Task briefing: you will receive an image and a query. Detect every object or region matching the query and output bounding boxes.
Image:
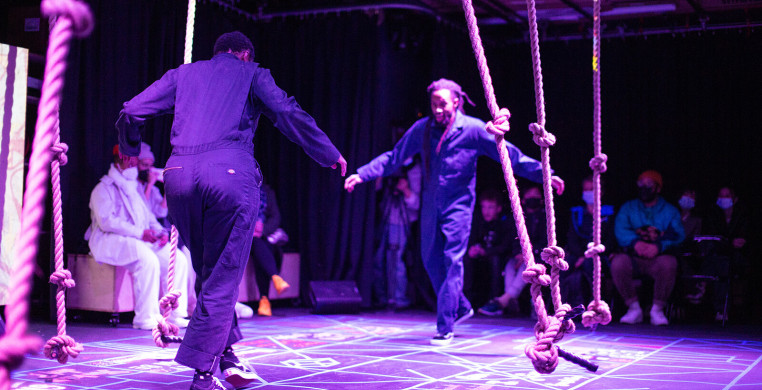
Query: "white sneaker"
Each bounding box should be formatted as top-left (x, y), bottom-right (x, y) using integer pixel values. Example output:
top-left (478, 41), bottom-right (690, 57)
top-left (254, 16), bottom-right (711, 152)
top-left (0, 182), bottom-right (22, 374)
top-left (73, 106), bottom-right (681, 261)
top-left (172, 317), bottom-right (190, 328)
top-left (649, 306), bottom-right (669, 326)
top-left (235, 302), bottom-right (254, 319)
top-left (430, 332), bottom-right (454, 346)
top-left (620, 304), bottom-right (643, 324)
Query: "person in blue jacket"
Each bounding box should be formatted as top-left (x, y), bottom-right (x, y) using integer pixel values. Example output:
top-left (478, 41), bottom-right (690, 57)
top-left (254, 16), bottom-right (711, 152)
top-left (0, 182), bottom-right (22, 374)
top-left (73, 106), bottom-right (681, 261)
top-left (345, 79), bottom-right (563, 345)
top-left (611, 170), bottom-right (684, 326)
top-left (116, 31), bottom-right (346, 390)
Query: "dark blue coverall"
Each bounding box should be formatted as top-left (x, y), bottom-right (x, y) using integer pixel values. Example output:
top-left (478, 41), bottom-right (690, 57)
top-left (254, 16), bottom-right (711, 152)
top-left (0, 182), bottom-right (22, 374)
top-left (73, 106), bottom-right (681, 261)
top-left (116, 53), bottom-right (340, 372)
top-left (357, 111), bottom-right (544, 334)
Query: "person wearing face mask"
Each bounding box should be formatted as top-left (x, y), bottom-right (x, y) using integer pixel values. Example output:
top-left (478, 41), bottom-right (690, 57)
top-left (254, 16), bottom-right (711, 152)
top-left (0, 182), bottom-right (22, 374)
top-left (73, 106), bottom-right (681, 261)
top-left (478, 186), bottom-right (549, 317)
top-left (678, 189), bottom-right (702, 244)
top-left (702, 186), bottom-right (749, 321)
top-left (85, 145), bottom-right (191, 331)
top-left (345, 80), bottom-right (565, 345)
top-left (560, 176), bottom-right (616, 309)
top-left (611, 170), bottom-right (685, 326)
top-left (136, 142), bottom-right (168, 223)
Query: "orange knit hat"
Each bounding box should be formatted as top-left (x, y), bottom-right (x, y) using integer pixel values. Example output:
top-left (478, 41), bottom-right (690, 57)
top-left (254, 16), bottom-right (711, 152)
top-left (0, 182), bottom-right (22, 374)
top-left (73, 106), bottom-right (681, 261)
top-left (638, 170), bottom-right (663, 188)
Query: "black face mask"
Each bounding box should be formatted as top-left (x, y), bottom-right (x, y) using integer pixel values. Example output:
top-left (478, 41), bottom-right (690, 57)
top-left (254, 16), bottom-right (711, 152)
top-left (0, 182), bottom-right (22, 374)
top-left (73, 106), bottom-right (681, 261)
top-left (138, 169), bottom-right (149, 183)
top-left (524, 198), bottom-right (543, 210)
top-left (638, 185), bottom-right (657, 202)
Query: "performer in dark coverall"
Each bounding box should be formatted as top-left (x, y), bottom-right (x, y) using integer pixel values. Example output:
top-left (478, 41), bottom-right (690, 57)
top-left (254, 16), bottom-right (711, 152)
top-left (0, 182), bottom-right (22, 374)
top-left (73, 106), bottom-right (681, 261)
top-left (116, 32), bottom-right (347, 390)
top-left (345, 79), bottom-right (564, 345)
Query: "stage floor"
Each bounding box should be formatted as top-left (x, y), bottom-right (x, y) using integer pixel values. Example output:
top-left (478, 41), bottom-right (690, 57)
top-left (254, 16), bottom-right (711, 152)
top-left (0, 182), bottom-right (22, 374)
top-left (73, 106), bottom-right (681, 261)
top-left (12, 308), bottom-right (762, 389)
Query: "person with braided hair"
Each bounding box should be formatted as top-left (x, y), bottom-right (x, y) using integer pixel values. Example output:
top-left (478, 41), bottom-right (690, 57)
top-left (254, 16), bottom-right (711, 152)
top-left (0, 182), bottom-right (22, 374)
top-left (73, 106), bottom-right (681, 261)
top-left (116, 31), bottom-right (346, 390)
top-left (345, 79), bottom-right (563, 345)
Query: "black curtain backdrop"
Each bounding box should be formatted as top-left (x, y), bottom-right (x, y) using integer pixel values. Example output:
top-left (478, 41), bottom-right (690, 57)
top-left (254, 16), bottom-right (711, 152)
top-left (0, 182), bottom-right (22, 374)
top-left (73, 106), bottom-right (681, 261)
top-left (56, 1), bottom-right (762, 311)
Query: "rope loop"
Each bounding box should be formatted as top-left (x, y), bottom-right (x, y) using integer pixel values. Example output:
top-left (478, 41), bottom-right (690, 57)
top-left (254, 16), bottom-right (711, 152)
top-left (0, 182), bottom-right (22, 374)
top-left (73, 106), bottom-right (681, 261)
top-left (43, 335), bottom-right (83, 364)
top-left (485, 108), bottom-right (512, 136)
top-left (582, 300), bottom-right (612, 327)
top-left (588, 153), bottom-right (608, 173)
top-left (159, 290), bottom-right (181, 313)
top-left (152, 317), bottom-right (180, 348)
top-left (552, 303), bottom-right (576, 342)
top-left (528, 122), bottom-right (556, 148)
top-left (584, 243), bottom-right (606, 259)
top-left (48, 269), bottom-right (75, 289)
top-left (522, 264), bottom-right (551, 286)
top-left (41, 0), bottom-right (94, 37)
top-left (540, 246), bottom-right (568, 271)
top-left (51, 142), bottom-right (69, 166)
top-left (525, 317), bottom-right (561, 374)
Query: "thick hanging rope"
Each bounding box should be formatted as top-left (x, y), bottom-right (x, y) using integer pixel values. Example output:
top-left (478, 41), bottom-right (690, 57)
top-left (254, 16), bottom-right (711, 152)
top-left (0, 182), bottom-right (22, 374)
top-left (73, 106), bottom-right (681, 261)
top-left (44, 112), bottom-right (83, 364)
top-left (153, 226), bottom-right (183, 347)
top-left (151, 0), bottom-right (197, 349)
top-left (461, 0), bottom-right (596, 374)
top-left (0, 0), bottom-right (92, 387)
top-left (581, 0), bottom-right (612, 329)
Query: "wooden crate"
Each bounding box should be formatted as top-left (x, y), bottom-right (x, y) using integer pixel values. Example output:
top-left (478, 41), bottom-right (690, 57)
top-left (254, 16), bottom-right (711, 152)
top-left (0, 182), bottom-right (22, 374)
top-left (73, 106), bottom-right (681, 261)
top-left (66, 254), bottom-right (134, 313)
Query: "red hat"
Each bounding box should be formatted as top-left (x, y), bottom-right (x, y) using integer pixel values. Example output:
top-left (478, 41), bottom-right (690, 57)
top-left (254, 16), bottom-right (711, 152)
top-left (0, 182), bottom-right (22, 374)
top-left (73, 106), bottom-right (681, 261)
top-left (638, 170), bottom-right (663, 188)
top-left (112, 144), bottom-right (120, 157)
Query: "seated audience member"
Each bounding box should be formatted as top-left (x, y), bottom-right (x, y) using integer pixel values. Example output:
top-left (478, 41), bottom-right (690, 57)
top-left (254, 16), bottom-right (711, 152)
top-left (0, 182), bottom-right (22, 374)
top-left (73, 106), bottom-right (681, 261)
top-left (676, 188), bottom-right (706, 305)
top-left (235, 182), bottom-right (290, 318)
top-left (702, 186), bottom-right (749, 321)
top-left (479, 186), bottom-right (545, 317)
top-left (463, 189), bottom-right (511, 309)
top-left (611, 170), bottom-right (685, 326)
top-left (678, 189), bottom-right (702, 245)
top-left (86, 145), bottom-right (190, 329)
top-left (561, 176), bottom-right (615, 309)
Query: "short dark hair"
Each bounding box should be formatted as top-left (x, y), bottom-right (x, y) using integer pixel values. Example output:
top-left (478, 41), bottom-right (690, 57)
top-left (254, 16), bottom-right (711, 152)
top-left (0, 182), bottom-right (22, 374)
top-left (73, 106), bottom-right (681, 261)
top-left (479, 188), bottom-right (502, 204)
top-left (213, 31), bottom-right (254, 56)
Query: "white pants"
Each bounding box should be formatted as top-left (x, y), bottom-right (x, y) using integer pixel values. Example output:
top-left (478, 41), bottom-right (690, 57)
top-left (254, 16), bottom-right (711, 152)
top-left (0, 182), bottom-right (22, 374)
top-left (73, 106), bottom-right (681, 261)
top-left (124, 240), bottom-right (190, 329)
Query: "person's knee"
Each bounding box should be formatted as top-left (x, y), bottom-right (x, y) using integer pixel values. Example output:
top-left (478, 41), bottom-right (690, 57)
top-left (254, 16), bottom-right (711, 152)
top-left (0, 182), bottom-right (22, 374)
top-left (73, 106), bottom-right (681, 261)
top-left (654, 255), bottom-right (678, 278)
top-left (610, 253), bottom-right (632, 276)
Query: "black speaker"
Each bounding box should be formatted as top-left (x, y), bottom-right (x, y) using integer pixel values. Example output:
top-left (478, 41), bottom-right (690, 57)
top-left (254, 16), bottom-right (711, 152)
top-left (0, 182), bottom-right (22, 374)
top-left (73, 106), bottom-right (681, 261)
top-left (308, 281), bottom-right (362, 314)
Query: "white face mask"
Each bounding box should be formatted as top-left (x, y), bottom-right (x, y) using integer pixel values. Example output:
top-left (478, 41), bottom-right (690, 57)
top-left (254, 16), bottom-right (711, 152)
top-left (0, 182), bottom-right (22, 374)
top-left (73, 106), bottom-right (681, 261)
top-left (121, 166), bottom-right (138, 181)
top-left (582, 190), bottom-right (595, 205)
top-left (716, 197), bottom-right (733, 210)
top-left (678, 196), bottom-right (695, 210)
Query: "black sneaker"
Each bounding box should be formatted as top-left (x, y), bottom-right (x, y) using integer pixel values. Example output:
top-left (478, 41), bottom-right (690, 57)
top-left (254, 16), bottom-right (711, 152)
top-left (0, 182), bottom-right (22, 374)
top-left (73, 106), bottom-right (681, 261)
top-left (189, 371), bottom-right (226, 390)
top-left (221, 356), bottom-right (259, 389)
top-left (454, 308), bottom-right (474, 326)
top-left (430, 332), bottom-right (454, 346)
top-left (478, 300), bottom-right (504, 317)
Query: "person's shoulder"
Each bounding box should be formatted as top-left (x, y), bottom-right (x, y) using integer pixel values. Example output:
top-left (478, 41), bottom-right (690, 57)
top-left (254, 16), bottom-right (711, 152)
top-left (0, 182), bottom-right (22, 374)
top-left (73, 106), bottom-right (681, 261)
top-left (460, 113), bottom-right (486, 129)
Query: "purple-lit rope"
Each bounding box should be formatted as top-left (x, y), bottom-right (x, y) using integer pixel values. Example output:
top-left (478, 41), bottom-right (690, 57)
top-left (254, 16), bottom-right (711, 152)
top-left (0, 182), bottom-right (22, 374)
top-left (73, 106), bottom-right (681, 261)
top-left (582, 0), bottom-right (612, 329)
top-left (153, 226), bottom-right (182, 348)
top-left (0, 0), bottom-right (92, 387)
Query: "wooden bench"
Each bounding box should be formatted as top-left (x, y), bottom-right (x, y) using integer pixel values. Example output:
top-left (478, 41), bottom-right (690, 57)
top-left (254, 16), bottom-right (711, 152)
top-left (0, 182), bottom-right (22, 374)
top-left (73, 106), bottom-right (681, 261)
top-left (66, 254), bottom-right (134, 314)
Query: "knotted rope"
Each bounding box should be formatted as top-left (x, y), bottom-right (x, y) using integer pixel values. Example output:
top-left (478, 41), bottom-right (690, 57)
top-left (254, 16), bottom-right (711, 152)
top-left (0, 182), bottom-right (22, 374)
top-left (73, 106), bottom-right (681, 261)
top-left (581, 0), bottom-right (613, 330)
top-left (0, 0), bottom-right (92, 387)
top-left (153, 226), bottom-right (183, 348)
top-left (43, 109), bottom-right (83, 364)
top-left (184, 0), bottom-right (196, 64)
top-left (461, 0), bottom-right (595, 373)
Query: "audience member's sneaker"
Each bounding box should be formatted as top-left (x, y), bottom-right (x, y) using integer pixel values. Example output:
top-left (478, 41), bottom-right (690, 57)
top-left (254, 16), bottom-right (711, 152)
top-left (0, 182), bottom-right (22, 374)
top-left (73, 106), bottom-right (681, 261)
top-left (189, 371), bottom-right (225, 390)
top-left (454, 308), bottom-right (474, 327)
top-left (258, 296), bottom-right (271, 317)
top-left (235, 302), bottom-right (254, 319)
top-left (478, 300), bottom-right (504, 317)
top-left (715, 311), bottom-right (728, 322)
top-left (272, 275), bottom-right (290, 295)
top-left (172, 317), bottom-right (190, 329)
top-left (430, 332), bottom-right (454, 346)
top-left (649, 306), bottom-right (669, 326)
top-left (620, 303), bottom-right (643, 324)
top-left (221, 353), bottom-right (259, 389)
top-left (132, 320), bottom-right (158, 330)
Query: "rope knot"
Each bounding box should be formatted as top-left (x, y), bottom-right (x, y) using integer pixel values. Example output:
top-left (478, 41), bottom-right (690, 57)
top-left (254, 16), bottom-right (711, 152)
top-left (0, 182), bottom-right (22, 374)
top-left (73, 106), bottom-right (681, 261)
top-left (525, 317), bottom-right (561, 374)
top-left (152, 317), bottom-right (180, 348)
top-left (540, 246), bottom-right (568, 271)
top-left (584, 243), bottom-right (606, 258)
top-left (159, 290), bottom-right (182, 314)
top-left (51, 142), bottom-right (69, 166)
top-left (48, 269), bottom-right (75, 289)
top-left (588, 153), bottom-right (608, 173)
top-left (552, 303), bottom-right (576, 341)
top-left (41, 0), bottom-right (94, 37)
top-left (485, 108), bottom-right (512, 136)
top-left (0, 334), bottom-right (43, 371)
top-left (528, 122), bottom-right (556, 147)
top-left (582, 300), bottom-right (612, 328)
top-left (522, 264), bottom-right (551, 286)
top-left (43, 334), bottom-right (83, 364)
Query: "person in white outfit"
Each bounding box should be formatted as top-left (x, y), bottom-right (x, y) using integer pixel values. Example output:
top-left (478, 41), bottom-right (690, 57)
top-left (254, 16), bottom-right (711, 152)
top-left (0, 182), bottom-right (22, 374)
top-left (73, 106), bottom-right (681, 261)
top-left (86, 145), bottom-right (190, 329)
